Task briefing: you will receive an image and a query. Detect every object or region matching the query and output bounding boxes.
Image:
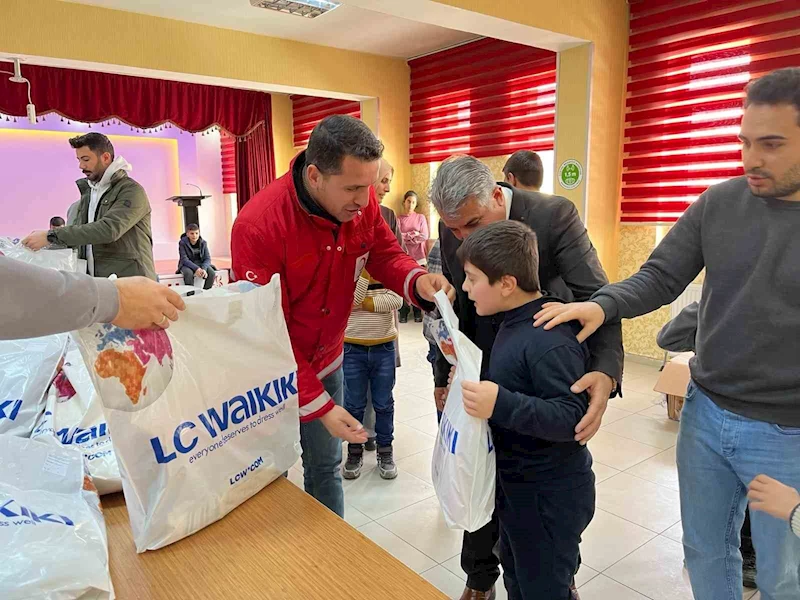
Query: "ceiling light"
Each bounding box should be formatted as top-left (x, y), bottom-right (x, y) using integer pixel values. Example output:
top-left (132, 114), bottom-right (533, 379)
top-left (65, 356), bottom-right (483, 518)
top-left (249, 0), bottom-right (341, 19)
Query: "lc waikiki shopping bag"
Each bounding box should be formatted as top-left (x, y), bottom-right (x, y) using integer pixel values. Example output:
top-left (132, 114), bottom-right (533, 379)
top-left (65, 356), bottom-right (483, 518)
top-left (430, 290), bottom-right (495, 532)
top-left (0, 435), bottom-right (113, 600)
top-left (74, 275), bottom-right (301, 552)
top-left (32, 340), bottom-right (122, 495)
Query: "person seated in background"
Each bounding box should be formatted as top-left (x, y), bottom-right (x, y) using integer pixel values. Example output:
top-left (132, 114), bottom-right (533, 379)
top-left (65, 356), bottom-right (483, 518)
top-left (458, 220), bottom-right (593, 600)
top-left (50, 216), bottom-right (66, 229)
top-left (177, 223), bottom-right (215, 290)
top-left (657, 301), bottom-right (758, 589)
top-left (342, 268), bottom-right (403, 481)
top-left (398, 190), bottom-right (429, 323)
top-left (502, 150), bottom-right (544, 193)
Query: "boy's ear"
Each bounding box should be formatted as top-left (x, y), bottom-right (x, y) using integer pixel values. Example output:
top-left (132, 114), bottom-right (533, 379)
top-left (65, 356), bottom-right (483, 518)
top-left (499, 274), bottom-right (517, 297)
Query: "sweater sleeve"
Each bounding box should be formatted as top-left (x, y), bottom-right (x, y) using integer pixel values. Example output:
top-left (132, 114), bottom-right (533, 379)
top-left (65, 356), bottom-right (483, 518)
top-left (363, 288), bottom-right (403, 313)
top-left (593, 193), bottom-right (706, 323)
top-left (491, 344), bottom-right (589, 442)
top-left (656, 302), bottom-right (699, 353)
top-left (200, 241), bottom-right (212, 270)
top-left (353, 276), bottom-right (369, 307)
top-left (0, 256), bottom-right (119, 340)
top-left (231, 221), bottom-right (333, 423)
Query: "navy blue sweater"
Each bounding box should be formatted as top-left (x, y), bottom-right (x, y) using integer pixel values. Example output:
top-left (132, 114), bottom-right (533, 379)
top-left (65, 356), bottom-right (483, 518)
top-left (489, 296), bottom-right (593, 486)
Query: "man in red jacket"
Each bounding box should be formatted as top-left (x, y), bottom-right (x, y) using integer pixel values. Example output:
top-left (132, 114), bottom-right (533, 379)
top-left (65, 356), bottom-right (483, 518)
top-left (232, 115), bottom-right (452, 516)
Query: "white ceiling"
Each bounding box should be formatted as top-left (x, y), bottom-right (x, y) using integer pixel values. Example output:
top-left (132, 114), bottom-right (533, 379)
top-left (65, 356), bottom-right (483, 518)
top-left (61, 0), bottom-right (479, 59)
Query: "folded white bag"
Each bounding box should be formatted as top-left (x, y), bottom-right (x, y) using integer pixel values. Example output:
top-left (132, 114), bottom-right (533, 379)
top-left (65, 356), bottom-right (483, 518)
top-left (0, 236), bottom-right (77, 272)
top-left (32, 341), bottom-right (122, 495)
top-left (0, 435), bottom-right (113, 600)
top-left (431, 290), bottom-right (495, 533)
top-left (0, 334), bottom-right (68, 437)
top-left (73, 276), bottom-right (301, 551)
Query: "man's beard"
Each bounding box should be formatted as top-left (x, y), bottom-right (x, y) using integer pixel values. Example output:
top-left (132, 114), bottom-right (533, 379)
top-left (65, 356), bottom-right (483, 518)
top-left (749, 163), bottom-right (800, 198)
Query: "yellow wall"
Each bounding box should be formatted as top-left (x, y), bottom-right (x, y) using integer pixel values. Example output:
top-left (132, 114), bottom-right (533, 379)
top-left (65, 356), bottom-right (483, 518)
top-left (433, 0), bottom-right (629, 279)
top-left (1, 0), bottom-right (412, 196)
top-left (271, 94), bottom-right (295, 175)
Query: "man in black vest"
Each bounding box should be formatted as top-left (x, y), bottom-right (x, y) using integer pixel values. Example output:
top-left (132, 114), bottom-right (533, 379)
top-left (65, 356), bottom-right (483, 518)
top-left (430, 155), bottom-right (623, 600)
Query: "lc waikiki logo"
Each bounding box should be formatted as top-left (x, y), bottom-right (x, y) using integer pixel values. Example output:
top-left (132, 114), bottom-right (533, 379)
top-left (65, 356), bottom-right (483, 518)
top-left (149, 371), bottom-right (298, 464)
top-left (0, 399), bottom-right (22, 422)
top-left (0, 498), bottom-right (75, 527)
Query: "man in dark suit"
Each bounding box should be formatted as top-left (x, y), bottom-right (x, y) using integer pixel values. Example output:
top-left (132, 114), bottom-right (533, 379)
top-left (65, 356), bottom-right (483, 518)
top-left (430, 155), bottom-right (623, 600)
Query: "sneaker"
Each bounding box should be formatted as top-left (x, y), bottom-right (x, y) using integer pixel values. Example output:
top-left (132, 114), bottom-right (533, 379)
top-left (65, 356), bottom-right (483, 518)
top-left (742, 550), bottom-right (757, 589)
top-left (377, 445), bottom-right (398, 479)
top-left (414, 315), bottom-right (423, 323)
top-left (343, 444), bottom-right (363, 480)
top-left (399, 315), bottom-right (408, 323)
top-left (364, 437), bottom-right (377, 451)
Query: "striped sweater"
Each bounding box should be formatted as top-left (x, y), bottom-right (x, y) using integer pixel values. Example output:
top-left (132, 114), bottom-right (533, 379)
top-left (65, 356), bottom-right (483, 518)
top-left (345, 271), bottom-right (403, 346)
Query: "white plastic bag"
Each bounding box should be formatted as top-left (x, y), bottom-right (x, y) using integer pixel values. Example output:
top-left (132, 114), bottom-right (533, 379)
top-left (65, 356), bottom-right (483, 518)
top-left (0, 236), bottom-right (76, 272)
top-left (73, 275), bottom-right (301, 552)
top-left (431, 290), bottom-right (495, 532)
top-left (0, 334), bottom-right (68, 437)
top-left (32, 341), bottom-right (122, 495)
top-left (0, 435), bottom-right (113, 600)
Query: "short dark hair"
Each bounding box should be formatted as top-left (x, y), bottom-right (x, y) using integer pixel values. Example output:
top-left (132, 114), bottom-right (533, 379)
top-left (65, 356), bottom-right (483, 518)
top-left (503, 150), bottom-right (544, 189)
top-left (457, 220), bottom-right (540, 293)
top-left (49, 216), bottom-right (65, 227)
top-left (404, 190), bottom-right (418, 200)
top-left (745, 68), bottom-right (800, 124)
top-left (186, 223), bottom-right (200, 232)
top-left (69, 132), bottom-right (115, 159)
top-left (305, 115), bottom-right (383, 175)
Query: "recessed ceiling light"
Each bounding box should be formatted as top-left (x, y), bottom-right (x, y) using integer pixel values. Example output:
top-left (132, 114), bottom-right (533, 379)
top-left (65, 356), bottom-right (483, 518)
top-left (249, 0), bottom-right (341, 19)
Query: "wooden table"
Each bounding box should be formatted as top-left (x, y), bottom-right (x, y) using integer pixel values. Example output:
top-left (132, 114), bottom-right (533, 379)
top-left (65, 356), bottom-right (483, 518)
top-left (103, 477), bottom-right (448, 600)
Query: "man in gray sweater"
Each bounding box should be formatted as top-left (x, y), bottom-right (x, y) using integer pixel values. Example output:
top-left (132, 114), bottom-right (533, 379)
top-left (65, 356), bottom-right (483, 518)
top-left (535, 68), bottom-right (800, 600)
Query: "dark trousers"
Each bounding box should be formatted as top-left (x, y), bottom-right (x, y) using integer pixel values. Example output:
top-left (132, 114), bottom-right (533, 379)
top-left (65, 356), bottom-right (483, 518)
top-left (496, 475), bottom-right (595, 600)
top-left (399, 301), bottom-right (421, 321)
top-left (181, 265), bottom-right (215, 289)
top-left (343, 342), bottom-right (396, 447)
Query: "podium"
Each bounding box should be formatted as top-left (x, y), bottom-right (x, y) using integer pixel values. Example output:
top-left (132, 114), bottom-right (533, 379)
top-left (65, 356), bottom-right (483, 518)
top-left (166, 195), bottom-right (210, 230)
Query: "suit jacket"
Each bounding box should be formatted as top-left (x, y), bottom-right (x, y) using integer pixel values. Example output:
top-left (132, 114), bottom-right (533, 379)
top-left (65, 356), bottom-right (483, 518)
top-left (435, 183), bottom-right (624, 388)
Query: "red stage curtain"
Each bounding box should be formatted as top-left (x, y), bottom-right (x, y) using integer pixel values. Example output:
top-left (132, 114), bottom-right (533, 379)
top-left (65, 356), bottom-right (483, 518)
top-left (235, 119), bottom-right (276, 210)
top-left (622, 0), bottom-right (800, 224)
top-left (408, 38), bottom-right (556, 164)
top-left (0, 64), bottom-right (269, 137)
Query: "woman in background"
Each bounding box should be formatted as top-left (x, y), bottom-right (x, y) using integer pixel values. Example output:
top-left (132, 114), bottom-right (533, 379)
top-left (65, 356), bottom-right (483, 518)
top-left (397, 191), bottom-right (429, 323)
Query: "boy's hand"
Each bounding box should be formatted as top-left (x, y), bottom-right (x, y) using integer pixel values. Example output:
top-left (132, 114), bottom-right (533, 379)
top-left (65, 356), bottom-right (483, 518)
top-left (462, 381), bottom-right (499, 419)
top-left (748, 474), bottom-right (800, 521)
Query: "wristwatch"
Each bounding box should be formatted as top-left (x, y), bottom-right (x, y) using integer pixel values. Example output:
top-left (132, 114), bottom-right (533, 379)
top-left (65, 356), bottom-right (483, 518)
top-left (46, 229), bottom-right (59, 245)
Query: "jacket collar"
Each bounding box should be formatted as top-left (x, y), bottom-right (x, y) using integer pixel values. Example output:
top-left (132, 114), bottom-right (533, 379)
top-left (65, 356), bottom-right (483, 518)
top-left (75, 169), bottom-right (127, 194)
top-left (498, 182), bottom-right (528, 223)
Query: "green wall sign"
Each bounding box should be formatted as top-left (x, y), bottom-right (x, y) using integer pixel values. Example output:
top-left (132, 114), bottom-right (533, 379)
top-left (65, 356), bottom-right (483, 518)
top-left (558, 159), bottom-right (583, 190)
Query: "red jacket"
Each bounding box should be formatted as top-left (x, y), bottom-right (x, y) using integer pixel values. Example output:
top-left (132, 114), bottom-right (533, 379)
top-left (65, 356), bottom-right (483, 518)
top-left (231, 160), bottom-right (426, 423)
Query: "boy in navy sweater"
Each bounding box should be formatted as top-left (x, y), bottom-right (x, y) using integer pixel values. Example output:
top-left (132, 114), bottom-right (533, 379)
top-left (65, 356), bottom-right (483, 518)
top-left (458, 220), bottom-right (594, 600)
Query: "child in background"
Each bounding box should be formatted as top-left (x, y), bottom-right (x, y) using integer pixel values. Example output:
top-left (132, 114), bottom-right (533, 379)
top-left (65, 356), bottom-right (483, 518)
top-left (457, 220), bottom-right (593, 600)
top-left (342, 269), bottom-right (402, 480)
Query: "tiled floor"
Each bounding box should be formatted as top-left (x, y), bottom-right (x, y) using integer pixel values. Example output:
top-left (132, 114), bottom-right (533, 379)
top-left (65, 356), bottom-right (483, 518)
top-left (289, 323), bottom-right (762, 600)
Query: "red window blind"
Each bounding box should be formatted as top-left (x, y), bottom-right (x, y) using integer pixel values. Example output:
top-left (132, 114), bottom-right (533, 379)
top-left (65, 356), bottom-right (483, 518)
top-left (220, 132), bottom-right (236, 194)
top-left (408, 38), bottom-right (556, 164)
top-left (291, 95), bottom-right (361, 148)
top-left (622, 0), bottom-right (800, 224)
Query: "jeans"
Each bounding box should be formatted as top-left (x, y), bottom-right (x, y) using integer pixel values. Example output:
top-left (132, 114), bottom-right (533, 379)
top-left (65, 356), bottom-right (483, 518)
top-left (343, 342), bottom-right (396, 447)
top-left (180, 265), bottom-right (215, 289)
top-left (677, 381), bottom-right (800, 600)
top-left (300, 368), bottom-right (345, 517)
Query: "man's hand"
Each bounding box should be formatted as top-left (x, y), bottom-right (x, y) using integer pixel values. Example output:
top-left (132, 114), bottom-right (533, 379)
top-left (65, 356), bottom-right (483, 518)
top-left (22, 230), bottom-right (50, 251)
top-left (572, 371), bottom-right (613, 445)
top-left (195, 268), bottom-right (207, 279)
top-left (533, 301), bottom-right (606, 343)
top-left (112, 277), bottom-right (186, 330)
top-left (416, 273), bottom-right (455, 303)
top-left (461, 381), bottom-right (499, 419)
top-left (748, 474), bottom-right (800, 522)
top-left (320, 405), bottom-right (369, 444)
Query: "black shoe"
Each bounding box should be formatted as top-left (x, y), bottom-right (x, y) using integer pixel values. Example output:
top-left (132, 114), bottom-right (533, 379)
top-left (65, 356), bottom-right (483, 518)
top-left (343, 444), bottom-right (363, 479)
top-left (377, 445), bottom-right (398, 479)
top-left (742, 550), bottom-right (757, 589)
top-left (399, 315), bottom-right (408, 323)
top-left (414, 315), bottom-right (423, 323)
top-left (364, 437), bottom-right (377, 451)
